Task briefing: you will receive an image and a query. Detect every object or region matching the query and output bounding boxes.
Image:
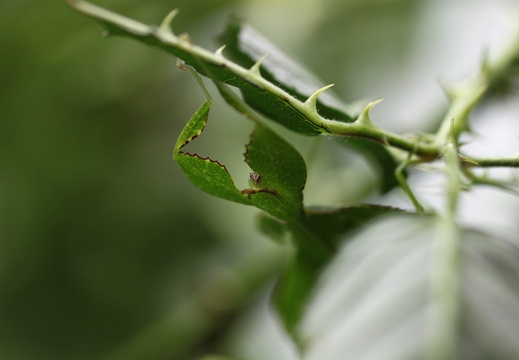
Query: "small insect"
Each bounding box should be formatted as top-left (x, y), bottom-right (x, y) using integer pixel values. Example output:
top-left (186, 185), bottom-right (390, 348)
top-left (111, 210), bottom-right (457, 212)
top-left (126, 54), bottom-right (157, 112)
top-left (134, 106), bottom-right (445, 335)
top-left (248, 172), bottom-right (262, 186)
top-left (242, 172), bottom-right (277, 199)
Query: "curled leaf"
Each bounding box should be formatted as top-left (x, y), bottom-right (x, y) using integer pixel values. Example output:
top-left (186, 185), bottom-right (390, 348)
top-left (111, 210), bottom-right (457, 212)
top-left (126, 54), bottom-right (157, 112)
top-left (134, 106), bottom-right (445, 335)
top-left (174, 100), bottom-right (249, 205)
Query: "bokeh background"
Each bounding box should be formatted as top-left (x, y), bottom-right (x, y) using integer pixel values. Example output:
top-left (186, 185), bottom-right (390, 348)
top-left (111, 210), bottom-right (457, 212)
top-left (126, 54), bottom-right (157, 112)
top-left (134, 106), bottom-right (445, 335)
top-left (2, 0), bottom-right (519, 359)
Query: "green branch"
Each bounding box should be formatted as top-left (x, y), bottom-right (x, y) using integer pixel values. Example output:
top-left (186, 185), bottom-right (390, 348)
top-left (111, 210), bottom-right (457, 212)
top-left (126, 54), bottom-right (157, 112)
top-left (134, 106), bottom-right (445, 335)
top-left (463, 156), bottom-right (519, 168)
top-left (435, 29), bottom-right (519, 145)
top-left (66, 0), bottom-right (519, 167)
top-left (66, 0), bottom-right (441, 159)
top-left (426, 134), bottom-right (462, 360)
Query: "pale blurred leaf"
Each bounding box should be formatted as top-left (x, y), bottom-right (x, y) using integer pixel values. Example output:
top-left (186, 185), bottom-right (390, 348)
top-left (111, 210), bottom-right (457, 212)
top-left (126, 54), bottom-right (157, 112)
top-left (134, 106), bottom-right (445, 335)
top-left (300, 215), bottom-right (519, 360)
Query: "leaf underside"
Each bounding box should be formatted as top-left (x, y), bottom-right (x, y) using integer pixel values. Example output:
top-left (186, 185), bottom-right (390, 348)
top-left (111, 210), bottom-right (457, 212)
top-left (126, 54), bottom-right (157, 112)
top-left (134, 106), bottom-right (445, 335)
top-left (299, 215), bottom-right (519, 360)
top-left (272, 205), bottom-right (410, 338)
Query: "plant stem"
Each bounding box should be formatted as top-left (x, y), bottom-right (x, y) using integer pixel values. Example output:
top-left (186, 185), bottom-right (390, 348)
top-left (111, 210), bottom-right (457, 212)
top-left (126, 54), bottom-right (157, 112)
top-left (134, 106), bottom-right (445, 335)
top-left (434, 78), bottom-right (486, 145)
top-left (325, 120), bottom-right (440, 160)
top-left (435, 26), bottom-right (519, 145)
top-left (68, 0), bottom-right (444, 160)
top-left (68, 0), bottom-right (519, 168)
top-left (426, 136), bottom-right (461, 360)
top-left (463, 156), bottom-right (519, 168)
top-left (395, 154), bottom-right (426, 214)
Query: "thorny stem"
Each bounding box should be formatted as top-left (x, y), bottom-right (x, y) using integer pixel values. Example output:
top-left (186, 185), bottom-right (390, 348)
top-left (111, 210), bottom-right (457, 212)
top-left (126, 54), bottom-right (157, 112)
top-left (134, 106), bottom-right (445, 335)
top-left (68, 0), bottom-right (519, 168)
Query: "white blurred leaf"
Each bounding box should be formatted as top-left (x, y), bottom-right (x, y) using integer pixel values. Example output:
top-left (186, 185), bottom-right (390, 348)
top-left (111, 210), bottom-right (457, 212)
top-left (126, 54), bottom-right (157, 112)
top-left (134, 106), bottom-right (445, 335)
top-left (299, 215), bottom-right (519, 360)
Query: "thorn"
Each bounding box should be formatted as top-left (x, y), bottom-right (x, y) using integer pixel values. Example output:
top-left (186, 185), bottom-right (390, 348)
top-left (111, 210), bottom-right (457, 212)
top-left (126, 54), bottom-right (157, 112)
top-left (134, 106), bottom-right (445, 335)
top-left (459, 155), bottom-right (479, 165)
top-left (449, 117), bottom-right (455, 141)
top-left (304, 84), bottom-right (335, 111)
top-left (249, 54), bottom-right (269, 77)
top-left (442, 118), bottom-right (458, 156)
top-left (215, 45), bottom-right (226, 57)
top-left (357, 98), bottom-right (383, 127)
top-left (159, 8), bottom-right (180, 36)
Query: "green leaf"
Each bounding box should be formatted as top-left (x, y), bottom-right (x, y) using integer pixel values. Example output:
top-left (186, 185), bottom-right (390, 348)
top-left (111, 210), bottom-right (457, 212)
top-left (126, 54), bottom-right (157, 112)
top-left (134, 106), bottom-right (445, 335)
top-left (273, 205), bottom-right (408, 338)
top-left (273, 247), bottom-right (329, 346)
top-left (172, 100), bottom-right (317, 334)
top-left (298, 214), bottom-right (519, 360)
top-left (173, 84), bottom-right (308, 220)
top-left (244, 125), bottom-right (307, 220)
top-left (218, 17), bottom-right (355, 122)
top-left (175, 155), bottom-right (249, 204)
top-left (174, 101), bottom-right (210, 153)
top-left (174, 101), bottom-right (248, 205)
top-left (260, 206), bottom-right (406, 337)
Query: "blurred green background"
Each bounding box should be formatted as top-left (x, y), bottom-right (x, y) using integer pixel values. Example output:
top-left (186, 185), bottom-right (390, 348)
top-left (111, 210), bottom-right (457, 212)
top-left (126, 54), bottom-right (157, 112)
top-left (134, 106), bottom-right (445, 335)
top-left (1, 0), bottom-right (517, 359)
